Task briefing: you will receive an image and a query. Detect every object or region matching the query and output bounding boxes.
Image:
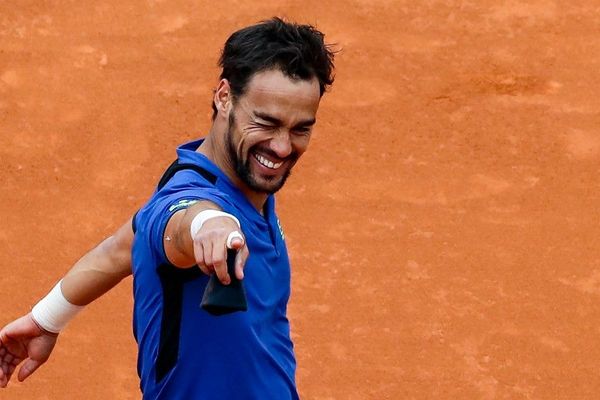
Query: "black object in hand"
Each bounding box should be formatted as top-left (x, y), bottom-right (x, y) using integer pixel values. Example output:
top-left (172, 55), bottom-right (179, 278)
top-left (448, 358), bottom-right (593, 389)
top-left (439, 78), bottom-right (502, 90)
top-left (201, 248), bottom-right (248, 315)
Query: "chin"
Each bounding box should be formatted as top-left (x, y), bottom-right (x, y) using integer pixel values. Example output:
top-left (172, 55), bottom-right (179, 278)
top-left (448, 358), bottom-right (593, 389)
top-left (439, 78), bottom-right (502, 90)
top-left (248, 171), bottom-right (290, 194)
top-left (252, 178), bottom-right (286, 194)
top-left (236, 156), bottom-right (294, 194)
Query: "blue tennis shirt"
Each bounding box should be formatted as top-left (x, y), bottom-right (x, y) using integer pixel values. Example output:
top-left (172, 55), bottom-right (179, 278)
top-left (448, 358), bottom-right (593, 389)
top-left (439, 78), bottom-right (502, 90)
top-left (132, 139), bottom-right (298, 399)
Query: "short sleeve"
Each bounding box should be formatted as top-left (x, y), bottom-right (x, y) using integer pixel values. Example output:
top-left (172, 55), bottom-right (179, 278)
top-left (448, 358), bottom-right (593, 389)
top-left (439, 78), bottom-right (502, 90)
top-left (134, 171), bottom-right (234, 266)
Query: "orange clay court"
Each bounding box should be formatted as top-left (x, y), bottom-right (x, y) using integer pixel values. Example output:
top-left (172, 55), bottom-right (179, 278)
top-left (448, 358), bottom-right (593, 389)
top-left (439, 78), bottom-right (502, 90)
top-left (1, 1), bottom-right (600, 399)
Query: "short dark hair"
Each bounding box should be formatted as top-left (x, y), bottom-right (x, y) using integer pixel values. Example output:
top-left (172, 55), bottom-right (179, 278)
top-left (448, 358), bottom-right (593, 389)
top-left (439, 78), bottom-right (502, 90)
top-left (212, 17), bottom-right (336, 119)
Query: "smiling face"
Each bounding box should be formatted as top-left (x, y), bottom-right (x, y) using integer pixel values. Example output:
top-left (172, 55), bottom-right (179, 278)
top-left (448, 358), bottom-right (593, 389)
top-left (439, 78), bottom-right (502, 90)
top-left (223, 69), bottom-right (321, 195)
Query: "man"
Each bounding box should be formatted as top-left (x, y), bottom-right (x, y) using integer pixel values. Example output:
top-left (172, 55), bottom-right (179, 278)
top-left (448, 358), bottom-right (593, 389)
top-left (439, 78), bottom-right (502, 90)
top-left (0, 17), bottom-right (335, 398)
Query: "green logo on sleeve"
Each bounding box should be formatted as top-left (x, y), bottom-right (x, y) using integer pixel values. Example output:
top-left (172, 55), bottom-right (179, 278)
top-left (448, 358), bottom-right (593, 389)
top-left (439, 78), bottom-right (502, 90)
top-left (169, 199), bottom-right (199, 212)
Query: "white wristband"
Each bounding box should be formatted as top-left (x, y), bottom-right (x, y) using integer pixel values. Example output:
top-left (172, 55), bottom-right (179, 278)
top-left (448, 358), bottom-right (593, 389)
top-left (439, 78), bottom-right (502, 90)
top-left (190, 209), bottom-right (240, 238)
top-left (31, 280), bottom-right (84, 334)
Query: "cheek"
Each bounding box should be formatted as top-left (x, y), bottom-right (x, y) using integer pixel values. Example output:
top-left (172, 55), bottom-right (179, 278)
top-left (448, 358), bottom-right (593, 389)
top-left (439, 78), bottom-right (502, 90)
top-left (238, 129), bottom-right (264, 156)
top-left (243, 127), bottom-right (272, 145)
top-left (292, 135), bottom-right (311, 154)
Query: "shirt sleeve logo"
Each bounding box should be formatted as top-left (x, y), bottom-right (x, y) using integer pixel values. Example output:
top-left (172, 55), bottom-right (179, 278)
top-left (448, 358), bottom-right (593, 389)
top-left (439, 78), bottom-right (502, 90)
top-left (168, 199), bottom-right (199, 213)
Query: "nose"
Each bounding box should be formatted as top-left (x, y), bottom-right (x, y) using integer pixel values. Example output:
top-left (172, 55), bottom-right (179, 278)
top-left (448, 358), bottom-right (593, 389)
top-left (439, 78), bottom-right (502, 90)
top-left (269, 130), bottom-right (293, 159)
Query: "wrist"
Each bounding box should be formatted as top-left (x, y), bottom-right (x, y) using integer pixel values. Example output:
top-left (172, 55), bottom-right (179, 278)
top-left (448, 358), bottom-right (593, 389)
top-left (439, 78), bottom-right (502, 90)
top-left (31, 280), bottom-right (84, 334)
top-left (190, 209), bottom-right (241, 238)
top-left (28, 313), bottom-right (59, 337)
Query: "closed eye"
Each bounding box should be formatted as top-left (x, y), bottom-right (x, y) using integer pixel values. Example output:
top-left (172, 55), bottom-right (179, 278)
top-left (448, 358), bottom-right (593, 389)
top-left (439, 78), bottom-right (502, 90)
top-left (292, 126), bottom-right (312, 135)
top-left (253, 122), bottom-right (277, 130)
top-left (251, 111), bottom-right (315, 135)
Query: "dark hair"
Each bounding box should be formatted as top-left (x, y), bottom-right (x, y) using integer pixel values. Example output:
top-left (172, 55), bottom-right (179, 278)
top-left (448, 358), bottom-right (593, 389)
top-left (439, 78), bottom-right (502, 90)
top-left (212, 17), bottom-right (336, 119)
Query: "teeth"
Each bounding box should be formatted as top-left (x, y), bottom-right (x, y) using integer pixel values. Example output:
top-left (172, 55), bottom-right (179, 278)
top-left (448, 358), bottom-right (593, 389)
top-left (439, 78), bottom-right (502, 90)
top-left (255, 153), bottom-right (283, 169)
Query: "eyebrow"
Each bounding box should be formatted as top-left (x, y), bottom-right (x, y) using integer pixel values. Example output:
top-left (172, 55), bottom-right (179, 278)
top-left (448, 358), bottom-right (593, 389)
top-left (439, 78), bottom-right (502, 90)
top-left (253, 111), bottom-right (316, 128)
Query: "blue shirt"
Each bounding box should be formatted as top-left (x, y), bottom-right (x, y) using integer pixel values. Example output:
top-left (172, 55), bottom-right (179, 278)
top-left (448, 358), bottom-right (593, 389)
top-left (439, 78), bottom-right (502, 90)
top-left (132, 139), bottom-right (298, 399)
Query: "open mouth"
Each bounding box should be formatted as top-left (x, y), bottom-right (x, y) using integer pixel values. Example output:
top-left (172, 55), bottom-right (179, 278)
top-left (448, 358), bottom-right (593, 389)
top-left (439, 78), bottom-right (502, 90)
top-left (253, 152), bottom-right (283, 170)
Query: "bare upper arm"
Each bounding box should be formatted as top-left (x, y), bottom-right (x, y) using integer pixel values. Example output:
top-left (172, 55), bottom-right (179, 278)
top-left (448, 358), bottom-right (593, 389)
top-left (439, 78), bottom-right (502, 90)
top-left (108, 217), bottom-right (135, 278)
top-left (91, 217), bottom-right (135, 280)
top-left (163, 201), bottom-right (221, 268)
top-left (61, 217), bottom-right (135, 305)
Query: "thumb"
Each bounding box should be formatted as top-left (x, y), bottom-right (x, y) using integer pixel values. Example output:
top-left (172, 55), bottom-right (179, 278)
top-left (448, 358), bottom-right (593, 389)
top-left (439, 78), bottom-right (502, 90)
top-left (0, 328), bottom-right (8, 344)
top-left (226, 230), bottom-right (245, 250)
top-left (17, 359), bottom-right (43, 382)
top-left (2, 314), bottom-right (44, 341)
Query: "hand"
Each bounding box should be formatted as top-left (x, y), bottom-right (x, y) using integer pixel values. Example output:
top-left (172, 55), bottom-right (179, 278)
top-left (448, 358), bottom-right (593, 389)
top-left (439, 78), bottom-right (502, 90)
top-left (0, 313), bottom-right (58, 387)
top-left (191, 216), bottom-right (250, 285)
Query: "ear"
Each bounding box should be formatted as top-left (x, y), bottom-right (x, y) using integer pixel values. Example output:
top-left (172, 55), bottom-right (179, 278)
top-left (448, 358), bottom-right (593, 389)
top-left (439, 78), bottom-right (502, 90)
top-left (213, 79), bottom-right (232, 118)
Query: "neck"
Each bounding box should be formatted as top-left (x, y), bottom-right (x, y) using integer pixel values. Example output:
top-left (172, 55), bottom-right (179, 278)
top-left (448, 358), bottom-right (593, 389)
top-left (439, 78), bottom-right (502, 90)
top-left (197, 126), bottom-right (268, 213)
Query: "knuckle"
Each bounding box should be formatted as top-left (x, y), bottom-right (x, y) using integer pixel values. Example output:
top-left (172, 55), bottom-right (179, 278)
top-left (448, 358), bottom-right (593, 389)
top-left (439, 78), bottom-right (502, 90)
top-left (212, 257), bottom-right (223, 269)
top-left (206, 230), bottom-right (217, 240)
top-left (195, 231), bottom-right (208, 241)
top-left (204, 260), bottom-right (215, 270)
top-left (215, 267), bottom-right (227, 278)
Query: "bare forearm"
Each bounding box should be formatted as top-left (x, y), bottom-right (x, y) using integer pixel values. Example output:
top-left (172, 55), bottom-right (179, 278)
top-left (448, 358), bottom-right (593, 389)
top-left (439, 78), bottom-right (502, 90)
top-left (60, 218), bottom-right (134, 306)
top-left (0, 220), bottom-right (133, 385)
top-left (165, 201), bottom-right (221, 267)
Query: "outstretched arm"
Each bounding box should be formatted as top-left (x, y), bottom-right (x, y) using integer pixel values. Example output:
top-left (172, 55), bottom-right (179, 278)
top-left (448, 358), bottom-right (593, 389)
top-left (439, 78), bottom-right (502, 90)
top-left (165, 201), bottom-right (249, 283)
top-left (0, 217), bottom-right (134, 387)
top-left (60, 216), bottom-right (134, 306)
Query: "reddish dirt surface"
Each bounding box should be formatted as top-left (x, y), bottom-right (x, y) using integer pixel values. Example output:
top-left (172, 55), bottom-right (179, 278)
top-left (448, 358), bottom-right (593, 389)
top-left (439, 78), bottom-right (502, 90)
top-left (2, 1), bottom-right (600, 399)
